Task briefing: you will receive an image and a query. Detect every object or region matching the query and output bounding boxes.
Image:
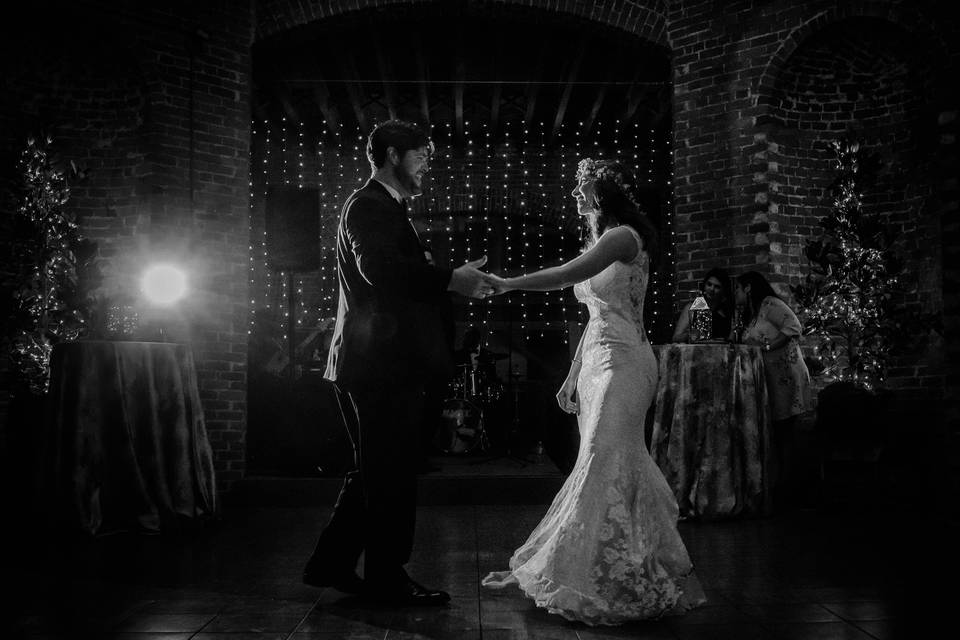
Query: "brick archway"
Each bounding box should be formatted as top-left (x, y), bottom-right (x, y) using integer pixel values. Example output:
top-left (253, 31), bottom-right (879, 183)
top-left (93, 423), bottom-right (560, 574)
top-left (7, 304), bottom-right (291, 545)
top-left (756, 3), bottom-right (950, 109)
top-left (254, 0), bottom-right (669, 46)
top-left (751, 5), bottom-right (955, 405)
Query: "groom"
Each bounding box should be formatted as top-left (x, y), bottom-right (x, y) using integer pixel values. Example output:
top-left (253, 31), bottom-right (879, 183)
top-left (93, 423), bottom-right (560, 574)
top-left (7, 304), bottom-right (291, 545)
top-left (303, 120), bottom-right (493, 605)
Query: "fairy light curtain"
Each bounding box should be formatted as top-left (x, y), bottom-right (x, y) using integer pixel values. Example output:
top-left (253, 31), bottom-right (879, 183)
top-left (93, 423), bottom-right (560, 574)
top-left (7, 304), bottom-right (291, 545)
top-left (249, 117), bottom-right (676, 346)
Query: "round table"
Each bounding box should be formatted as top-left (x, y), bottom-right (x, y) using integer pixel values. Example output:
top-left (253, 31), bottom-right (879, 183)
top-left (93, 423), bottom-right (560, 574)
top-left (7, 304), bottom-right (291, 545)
top-left (45, 340), bottom-right (217, 535)
top-left (650, 343), bottom-right (772, 519)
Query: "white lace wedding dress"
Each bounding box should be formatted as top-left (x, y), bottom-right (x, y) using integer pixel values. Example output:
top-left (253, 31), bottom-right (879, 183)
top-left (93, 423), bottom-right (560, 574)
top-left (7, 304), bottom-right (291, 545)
top-left (482, 227), bottom-right (706, 625)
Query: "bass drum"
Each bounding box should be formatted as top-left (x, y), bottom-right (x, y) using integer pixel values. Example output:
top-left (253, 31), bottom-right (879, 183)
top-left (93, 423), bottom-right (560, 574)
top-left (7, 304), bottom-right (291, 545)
top-left (434, 398), bottom-right (485, 454)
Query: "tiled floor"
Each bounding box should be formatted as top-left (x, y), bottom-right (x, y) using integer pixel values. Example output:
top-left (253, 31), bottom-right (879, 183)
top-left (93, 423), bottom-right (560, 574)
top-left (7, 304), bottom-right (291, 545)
top-left (8, 463), bottom-right (956, 640)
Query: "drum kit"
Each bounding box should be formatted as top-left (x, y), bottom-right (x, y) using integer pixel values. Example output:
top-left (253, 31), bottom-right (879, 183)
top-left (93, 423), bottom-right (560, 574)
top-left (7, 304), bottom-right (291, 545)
top-left (433, 357), bottom-right (506, 455)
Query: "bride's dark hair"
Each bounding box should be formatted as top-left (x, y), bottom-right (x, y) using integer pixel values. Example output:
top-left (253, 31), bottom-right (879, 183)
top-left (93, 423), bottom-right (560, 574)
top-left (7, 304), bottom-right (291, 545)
top-left (579, 159), bottom-right (659, 261)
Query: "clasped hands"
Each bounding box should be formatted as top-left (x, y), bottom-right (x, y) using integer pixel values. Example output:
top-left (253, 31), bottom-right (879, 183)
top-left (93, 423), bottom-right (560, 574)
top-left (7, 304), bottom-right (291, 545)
top-left (448, 256), bottom-right (512, 299)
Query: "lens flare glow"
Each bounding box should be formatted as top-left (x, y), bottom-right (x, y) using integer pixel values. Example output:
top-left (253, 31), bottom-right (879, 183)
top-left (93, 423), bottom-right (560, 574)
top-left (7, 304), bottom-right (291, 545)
top-left (141, 264), bottom-right (187, 305)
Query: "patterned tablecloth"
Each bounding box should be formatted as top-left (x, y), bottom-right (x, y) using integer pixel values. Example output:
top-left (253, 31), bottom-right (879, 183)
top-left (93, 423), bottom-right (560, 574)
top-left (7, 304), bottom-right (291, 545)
top-left (650, 343), bottom-right (772, 519)
top-left (45, 341), bottom-right (217, 535)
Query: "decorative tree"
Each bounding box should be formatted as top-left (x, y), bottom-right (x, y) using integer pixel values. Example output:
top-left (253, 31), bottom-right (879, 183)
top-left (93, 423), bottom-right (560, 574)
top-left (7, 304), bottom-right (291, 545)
top-left (791, 137), bottom-right (928, 392)
top-left (0, 136), bottom-right (99, 395)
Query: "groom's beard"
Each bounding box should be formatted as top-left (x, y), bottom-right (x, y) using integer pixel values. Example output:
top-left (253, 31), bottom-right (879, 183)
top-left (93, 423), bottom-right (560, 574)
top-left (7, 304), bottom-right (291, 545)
top-left (395, 164), bottom-right (423, 197)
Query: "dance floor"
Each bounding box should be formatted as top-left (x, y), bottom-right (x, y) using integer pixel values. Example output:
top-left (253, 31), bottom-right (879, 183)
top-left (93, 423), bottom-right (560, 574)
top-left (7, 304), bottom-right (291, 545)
top-left (8, 455), bottom-right (955, 639)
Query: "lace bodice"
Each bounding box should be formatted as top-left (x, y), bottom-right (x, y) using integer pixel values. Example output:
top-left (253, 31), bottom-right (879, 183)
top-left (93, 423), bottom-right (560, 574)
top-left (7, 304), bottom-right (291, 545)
top-left (573, 226), bottom-right (650, 345)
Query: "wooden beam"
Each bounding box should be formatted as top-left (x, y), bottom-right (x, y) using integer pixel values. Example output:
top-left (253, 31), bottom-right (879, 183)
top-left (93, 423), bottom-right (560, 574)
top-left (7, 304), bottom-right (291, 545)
top-left (582, 67), bottom-right (613, 137)
top-left (275, 84), bottom-right (301, 124)
top-left (488, 30), bottom-right (504, 136)
top-left (490, 81), bottom-right (502, 135)
top-left (551, 37), bottom-right (588, 139)
top-left (415, 34), bottom-right (431, 126)
top-left (370, 23), bottom-right (398, 121)
top-left (523, 41), bottom-right (550, 128)
top-left (252, 100), bottom-right (270, 126)
top-left (623, 66), bottom-right (654, 123)
top-left (328, 44), bottom-right (368, 133)
top-left (250, 79), bottom-right (271, 125)
top-left (649, 84), bottom-right (672, 130)
top-left (454, 37), bottom-right (465, 139)
top-left (312, 82), bottom-right (340, 133)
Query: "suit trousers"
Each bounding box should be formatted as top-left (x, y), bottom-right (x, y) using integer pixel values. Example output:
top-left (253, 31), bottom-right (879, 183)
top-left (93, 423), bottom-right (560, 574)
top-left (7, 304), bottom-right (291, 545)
top-left (308, 382), bottom-right (424, 586)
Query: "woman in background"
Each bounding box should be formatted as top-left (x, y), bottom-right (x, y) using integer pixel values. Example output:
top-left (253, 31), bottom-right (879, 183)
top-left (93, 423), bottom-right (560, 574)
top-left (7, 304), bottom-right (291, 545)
top-left (671, 267), bottom-right (734, 342)
top-left (735, 271), bottom-right (812, 506)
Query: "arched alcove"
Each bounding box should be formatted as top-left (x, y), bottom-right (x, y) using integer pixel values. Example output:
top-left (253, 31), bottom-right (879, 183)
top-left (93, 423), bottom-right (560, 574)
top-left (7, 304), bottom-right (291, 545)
top-left (755, 14), bottom-right (946, 405)
top-left (762, 17), bottom-right (940, 309)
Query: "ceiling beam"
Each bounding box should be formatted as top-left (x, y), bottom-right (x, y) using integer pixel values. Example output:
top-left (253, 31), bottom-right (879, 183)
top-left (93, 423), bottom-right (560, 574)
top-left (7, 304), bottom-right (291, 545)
top-left (312, 82), bottom-right (340, 133)
top-left (623, 66), bottom-right (655, 123)
top-left (415, 34), bottom-right (431, 126)
top-left (250, 79), bottom-right (271, 126)
top-left (487, 30), bottom-right (504, 136)
top-left (328, 44), bottom-right (368, 133)
top-left (523, 41), bottom-right (550, 129)
top-left (551, 37), bottom-right (588, 140)
top-left (274, 84), bottom-right (301, 124)
top-left (648, 84), bottom-right (672, 130)
top-left (582, 67), bottom-right (612, 137)
top-left (454, 35), bottom-right (465, 139)
top-left (370, 23), bottom-right (398, 121)
top-left (490, 82), bottom-right (502, 135)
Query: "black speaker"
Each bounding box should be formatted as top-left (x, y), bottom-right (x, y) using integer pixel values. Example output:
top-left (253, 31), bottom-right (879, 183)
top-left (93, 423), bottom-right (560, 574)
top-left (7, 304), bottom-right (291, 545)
top-left (265, 186), bottom-right (321, 271)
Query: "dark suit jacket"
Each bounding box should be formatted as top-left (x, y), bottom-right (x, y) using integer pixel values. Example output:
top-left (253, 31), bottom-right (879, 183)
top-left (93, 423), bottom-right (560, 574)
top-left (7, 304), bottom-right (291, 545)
top-left (324, 179), bottom-right (455, 388)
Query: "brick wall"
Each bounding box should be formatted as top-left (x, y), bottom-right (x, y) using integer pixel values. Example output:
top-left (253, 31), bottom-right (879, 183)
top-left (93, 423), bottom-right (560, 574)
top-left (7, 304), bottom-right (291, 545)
top-left (669, 0), bottom-right (955, 396)
top-left (667, 0), bottom-right (958, 504)
top-left (2, 0), bottom-right (956, 490)
top-left (0, 2), bottom-right (254, 490)
top-left (762, 16), bottom-right (943, 399)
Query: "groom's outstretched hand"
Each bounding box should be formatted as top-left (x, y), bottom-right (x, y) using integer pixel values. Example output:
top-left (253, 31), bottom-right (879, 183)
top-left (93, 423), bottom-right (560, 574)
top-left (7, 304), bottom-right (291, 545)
top-left (448, 256), bottom-right (495, 299)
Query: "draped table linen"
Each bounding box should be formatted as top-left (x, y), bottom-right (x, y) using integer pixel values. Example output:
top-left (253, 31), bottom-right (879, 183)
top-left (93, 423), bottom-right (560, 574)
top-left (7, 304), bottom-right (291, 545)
top-left (650, 344), bottom-right (772, 519)
top-left (45, 341), bottom-right (217, 535)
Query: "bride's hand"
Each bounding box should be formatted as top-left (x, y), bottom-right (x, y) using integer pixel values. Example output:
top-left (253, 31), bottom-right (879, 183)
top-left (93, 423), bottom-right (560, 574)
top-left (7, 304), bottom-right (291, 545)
top-left (556, 373), bottom-right (579, 414)
top-left (486, 273), bottom-right (513, 296)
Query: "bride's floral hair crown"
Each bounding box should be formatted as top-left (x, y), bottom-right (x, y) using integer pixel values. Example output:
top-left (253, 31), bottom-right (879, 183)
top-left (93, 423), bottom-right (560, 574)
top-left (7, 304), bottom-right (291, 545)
top-left (575, 158), bottom-right (641, 210)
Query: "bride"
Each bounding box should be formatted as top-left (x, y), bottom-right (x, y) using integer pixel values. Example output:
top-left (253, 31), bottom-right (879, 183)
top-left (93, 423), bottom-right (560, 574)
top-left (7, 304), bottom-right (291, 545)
top-left (482, 159), bottom-right (706, 625)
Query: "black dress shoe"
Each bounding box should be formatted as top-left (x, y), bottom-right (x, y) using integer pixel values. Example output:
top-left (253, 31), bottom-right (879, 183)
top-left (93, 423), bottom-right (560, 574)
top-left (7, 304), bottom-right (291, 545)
top-left (365, 577), bottom-right (451, 606)
top-left (302, 569), bottom-right (365, 594)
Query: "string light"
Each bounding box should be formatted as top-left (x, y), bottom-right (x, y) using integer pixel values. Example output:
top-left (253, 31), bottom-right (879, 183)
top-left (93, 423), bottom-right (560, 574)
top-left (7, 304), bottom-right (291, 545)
top-left (248, 109), bottom-right (676, 364)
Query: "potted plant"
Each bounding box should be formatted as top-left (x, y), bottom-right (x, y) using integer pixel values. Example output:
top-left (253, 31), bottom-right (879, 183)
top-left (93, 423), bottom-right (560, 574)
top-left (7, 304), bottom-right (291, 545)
top-left (0, 136), bottom-right (99, 512)
top-left (790, 136), bottom-right (936, 479)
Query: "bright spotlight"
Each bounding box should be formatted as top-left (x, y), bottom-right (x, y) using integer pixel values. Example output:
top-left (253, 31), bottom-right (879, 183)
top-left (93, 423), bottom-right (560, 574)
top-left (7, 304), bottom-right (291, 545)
top-left (141, 264), bottom-right (188, 305)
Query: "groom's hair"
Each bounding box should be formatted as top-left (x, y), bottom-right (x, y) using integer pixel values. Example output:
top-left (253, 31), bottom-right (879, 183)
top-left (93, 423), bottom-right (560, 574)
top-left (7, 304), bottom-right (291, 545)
top-left (367, 120), bottom-right (432, 169)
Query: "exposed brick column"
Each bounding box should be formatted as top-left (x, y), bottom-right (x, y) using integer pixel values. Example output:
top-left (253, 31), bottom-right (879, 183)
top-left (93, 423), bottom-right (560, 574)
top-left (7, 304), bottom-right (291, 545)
top-left (0, 3), bottom-right (255, 491)
top-left (667, 0), bottom-right (792, 304)
top-left (132, 6), bottom-right (255, 490)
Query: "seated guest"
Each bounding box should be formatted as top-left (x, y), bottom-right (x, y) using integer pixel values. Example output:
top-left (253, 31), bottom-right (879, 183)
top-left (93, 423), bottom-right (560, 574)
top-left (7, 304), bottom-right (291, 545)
top-left (735, 270), bottom-right (812, 508)
top-left (671, 267), bottom-right (734, 342)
